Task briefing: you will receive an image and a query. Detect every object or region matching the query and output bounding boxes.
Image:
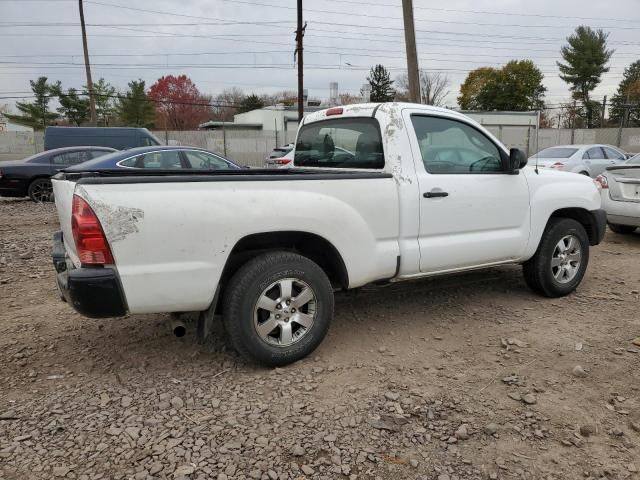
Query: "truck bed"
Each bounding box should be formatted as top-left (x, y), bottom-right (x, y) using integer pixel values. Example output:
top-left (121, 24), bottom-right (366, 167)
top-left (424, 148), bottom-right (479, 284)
top-left (52, 168), bottom-right (401, 314)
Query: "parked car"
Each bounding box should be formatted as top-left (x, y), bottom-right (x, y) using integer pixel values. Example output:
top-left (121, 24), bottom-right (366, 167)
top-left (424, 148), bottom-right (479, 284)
top-left (51, 103), bottom-right (606, 367)
top-left (0, 146), bottom-right (116, 202)
top-left (595, 153), bottom-right (640, 234)
top-left (264, 149), bottom-right (294, 168)
top-left (63, 146), bottom-right (242, 173)
top-left (264, 147), bottom-right (355, 168)
top-left (264, 143), bottom-right (294, 167)
top-left (528, 144), bottom-right (628, 177)
top-left (44, 127), bottom-right (161, 151)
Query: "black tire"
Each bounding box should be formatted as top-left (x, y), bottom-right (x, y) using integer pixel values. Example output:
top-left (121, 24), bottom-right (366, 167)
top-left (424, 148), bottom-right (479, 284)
top-left (27, 178), bottom-right (53, 203)
top-left (523, 218), bottom-right (590, 298)
top-left (223, 251), bottom-right (334, 367)
top-left (579, 171), bottom-right (590, 176)
top-left (608, 223), bottom-right (637, 234)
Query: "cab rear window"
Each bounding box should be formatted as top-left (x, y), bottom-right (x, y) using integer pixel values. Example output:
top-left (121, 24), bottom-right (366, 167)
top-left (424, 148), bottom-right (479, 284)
top-left (294, 118), bottom-right (384, 169)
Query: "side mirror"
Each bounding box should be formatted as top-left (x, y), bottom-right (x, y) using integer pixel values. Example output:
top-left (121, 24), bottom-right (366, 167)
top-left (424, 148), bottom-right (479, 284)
top-left (509, 148), bottom-right (528, 172)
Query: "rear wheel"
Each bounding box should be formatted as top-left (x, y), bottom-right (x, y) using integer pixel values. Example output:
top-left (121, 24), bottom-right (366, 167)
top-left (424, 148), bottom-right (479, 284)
top-left (523, 218), bottom-right (589, 297)
top-left (579, 171), bottom-right (590, 176)
top-left (608, 223), bottom-right (637, 234)
top-left (28, 178), bottom-right (53, 202)
top-left (223, 251), bottom-right (334, 367)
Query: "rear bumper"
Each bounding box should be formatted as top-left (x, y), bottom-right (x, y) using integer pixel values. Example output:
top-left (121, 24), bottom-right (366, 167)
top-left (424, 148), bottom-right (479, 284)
top-left (52, 231), bottom-right (127, 318)
top-left (589, 208), bottom-right (607, 245)
top-left (601, 192), bottom-right (640, 227)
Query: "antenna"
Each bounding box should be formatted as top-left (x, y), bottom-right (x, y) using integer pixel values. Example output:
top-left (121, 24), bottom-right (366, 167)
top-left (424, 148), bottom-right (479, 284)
top-left (534, 111), bottom-right (540, 175)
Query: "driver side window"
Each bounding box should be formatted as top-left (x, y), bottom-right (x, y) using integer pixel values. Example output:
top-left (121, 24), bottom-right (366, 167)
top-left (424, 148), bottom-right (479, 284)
top-left (411, 115), bottom-right (504, 174)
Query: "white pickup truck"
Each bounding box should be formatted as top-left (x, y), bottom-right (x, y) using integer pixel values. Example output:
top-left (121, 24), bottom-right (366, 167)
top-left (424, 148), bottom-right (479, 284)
top-left (51, 103), bottom-right (606, 366)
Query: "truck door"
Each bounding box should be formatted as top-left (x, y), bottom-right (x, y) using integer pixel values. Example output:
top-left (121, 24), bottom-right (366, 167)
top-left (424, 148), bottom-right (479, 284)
top-left (403, 111), bottom-right (531, 273)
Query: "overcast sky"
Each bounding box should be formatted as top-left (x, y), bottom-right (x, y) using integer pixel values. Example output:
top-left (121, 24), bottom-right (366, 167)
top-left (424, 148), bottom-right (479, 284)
top-left (0, 0), bottom-right (638, 112)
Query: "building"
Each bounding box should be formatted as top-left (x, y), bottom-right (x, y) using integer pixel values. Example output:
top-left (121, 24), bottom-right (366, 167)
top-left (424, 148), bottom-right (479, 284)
top-left (200, 104), bottom-right (325, 134)
top-left (0, 112), bottom-right (34, 133)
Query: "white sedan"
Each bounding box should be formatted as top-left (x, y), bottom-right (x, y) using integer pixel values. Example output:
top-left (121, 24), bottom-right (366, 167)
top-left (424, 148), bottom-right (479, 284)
top-left (595, 153), bottom-right (640, 234)
top-left (528, 144), bottom-right (628, 178)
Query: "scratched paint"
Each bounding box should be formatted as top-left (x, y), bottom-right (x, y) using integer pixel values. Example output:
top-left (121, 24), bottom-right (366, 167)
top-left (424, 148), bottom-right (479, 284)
top-left (76, 185), bottom-right (144, 243)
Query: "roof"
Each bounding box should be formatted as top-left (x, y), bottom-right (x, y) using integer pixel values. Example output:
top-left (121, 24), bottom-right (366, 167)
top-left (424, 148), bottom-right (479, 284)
top-left (302, 102), bottom-right (474, 125)
top-left (199, 121), bottom-right (263, 129)
top-left (44, 146), bottom-right (116, 154)
top-left (64, 145), bottom-right (239, 172)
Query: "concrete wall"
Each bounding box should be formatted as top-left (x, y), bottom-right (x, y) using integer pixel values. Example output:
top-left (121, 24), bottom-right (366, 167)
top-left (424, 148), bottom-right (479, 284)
top-left (0, 131), bottom-right (43, 161)
top-left (2, 127), bottom-right (639, 165)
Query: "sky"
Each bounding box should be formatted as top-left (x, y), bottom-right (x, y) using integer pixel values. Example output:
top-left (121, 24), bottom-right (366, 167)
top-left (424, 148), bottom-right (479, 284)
top-left (0, 0), bottom-right (639, 113)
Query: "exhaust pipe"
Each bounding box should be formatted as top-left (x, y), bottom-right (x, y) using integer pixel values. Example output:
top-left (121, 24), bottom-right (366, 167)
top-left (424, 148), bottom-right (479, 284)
top-left (170, 315), bottom-right (186, 338)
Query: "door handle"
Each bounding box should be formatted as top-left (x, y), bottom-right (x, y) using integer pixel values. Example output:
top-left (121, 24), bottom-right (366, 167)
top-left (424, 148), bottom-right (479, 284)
top-left (423, 191), bottom-right (449, 198)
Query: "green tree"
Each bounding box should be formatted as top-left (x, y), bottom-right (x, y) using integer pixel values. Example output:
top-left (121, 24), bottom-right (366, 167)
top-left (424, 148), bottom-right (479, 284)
top-left (457, 67), bottom-right (497, 110)
top-left (610, 60), bottom-right (640, 127)
top-left (89, 78), bottom-right (116, 126)
top-left (57, 88), bottom-right (89, 126)
top-left (238, 93), bottom-right (264, 113)
top-left (4, 77), bottom-right (61, 129)
top-left (557, 26), bottom-right (614, 128)
top-left (476, 60), bottom-right (546, 111)
top-left (366, 64), bottom-right (395, 102)
top-left (116, 79), bottom-right (155, 127)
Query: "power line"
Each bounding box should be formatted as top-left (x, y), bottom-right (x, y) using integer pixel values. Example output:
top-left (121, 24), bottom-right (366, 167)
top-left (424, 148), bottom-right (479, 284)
top-left (84, 0), bottom-right (640, 28)
top-left (4, 20), bottom-right (640, 46)
top-left (3, 0), bottom-right (640, 25)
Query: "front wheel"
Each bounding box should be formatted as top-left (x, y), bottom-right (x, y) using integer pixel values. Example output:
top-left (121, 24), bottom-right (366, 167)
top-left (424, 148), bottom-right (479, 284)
top-left (223, 252), bottom-right (334, 367)
top-left (608, 223), bottom-right (637, 234)
top-left (523, 218), bottom-right (589, 298)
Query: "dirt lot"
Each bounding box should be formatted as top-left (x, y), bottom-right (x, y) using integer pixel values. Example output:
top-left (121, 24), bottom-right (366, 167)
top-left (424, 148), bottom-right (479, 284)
top-left (1, 198), bottom-right (640, 480)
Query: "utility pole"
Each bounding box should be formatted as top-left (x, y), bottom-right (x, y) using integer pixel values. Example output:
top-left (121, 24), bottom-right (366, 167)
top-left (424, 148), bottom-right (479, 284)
top-left (295, 0), bottom-right (305, 123)
top-left (601, 95), bottom-right (607, 128)
top-left (401, 0), bottom-right (420, 103)
top-left (79, 0), bottom-right (96, 126)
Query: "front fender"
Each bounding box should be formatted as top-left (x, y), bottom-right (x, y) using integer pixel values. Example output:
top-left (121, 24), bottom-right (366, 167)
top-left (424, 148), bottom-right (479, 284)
top-left (522, 168), bottom-right (601, 259)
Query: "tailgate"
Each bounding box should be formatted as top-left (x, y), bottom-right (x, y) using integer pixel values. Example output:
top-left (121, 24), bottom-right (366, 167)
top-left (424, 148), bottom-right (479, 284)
top-left (52, 177), bottom-right (80, 267)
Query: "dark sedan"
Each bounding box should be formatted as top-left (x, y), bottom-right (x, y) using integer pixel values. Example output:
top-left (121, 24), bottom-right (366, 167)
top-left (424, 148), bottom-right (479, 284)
top-left (0, 146), bottom-right (116, 202)
top-left (64, 146), bottom-right (242, 173)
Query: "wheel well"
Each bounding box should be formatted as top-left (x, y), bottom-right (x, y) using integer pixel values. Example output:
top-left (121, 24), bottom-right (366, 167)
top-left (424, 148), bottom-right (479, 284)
top-left (28, 176), bottom-right (51, 188)
top-left (550, 208), bottom-right (597, 244)
top-left (220, 231), bottom-right (349, 290)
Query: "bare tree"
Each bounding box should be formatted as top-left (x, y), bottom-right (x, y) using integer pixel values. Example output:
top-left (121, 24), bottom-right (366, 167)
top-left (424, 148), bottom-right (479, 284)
top-left (420, 71), bottom-right (450, 107)
top-left (396, 69), bottom-right (450, 106)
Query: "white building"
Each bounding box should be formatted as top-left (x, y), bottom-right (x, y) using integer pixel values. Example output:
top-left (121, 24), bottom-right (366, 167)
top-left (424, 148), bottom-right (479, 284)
top-left (200, 105), bottom-right (325, 135)
top-left (0, 112), bottom-right (34, 132)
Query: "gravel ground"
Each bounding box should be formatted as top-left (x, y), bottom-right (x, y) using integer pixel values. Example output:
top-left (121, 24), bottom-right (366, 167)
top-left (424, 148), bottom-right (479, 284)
top-left (1, 197), bottom-right (640, 480)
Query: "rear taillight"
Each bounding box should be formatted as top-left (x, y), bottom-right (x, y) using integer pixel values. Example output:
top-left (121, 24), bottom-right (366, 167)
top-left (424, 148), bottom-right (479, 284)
top-left (273, 158), bottom-right (292, 165)
top-left (551, 162), bottom-right (565, 169)
top-left (595, 174), bottom-right (608, 190)
top-left (71, 194), bottom-right (114, 266)
top-left (326, 107), bottom-right (343, 116)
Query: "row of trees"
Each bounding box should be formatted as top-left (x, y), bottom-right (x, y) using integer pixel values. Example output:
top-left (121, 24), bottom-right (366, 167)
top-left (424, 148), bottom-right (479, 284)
top-left (6, 75), bottom-right (310, 130)
top-left (361, 26), bottom-right (639, 128)
top-left (6, 26), bottom-right (640, 130)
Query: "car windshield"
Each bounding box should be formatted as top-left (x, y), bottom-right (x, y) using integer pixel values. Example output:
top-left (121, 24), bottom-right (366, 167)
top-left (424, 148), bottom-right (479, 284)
top-left (628, 153), bottom-right (640, 165)
top-left (535, 147), bottom-right (578, 159)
